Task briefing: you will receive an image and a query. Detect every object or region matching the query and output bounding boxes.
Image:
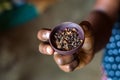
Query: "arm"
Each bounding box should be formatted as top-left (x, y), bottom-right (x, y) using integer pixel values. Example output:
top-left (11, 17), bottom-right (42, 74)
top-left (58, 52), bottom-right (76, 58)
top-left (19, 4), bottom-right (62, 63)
top-left (85, 0), bottom-right (120, 53)
top-left (94, 0), bottom-right (119, 19)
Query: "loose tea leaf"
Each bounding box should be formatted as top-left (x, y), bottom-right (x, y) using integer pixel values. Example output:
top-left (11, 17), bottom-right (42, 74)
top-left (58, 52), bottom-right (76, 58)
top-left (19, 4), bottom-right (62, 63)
top-left (54, 27), bottom-right (83, 51)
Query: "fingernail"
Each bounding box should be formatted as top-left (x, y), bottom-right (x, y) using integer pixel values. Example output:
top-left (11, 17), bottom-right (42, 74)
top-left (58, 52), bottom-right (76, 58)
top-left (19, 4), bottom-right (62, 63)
top-left (46, 46), bottom-right (53, 55)
top-left (42, 32), bottom-right (50, 40)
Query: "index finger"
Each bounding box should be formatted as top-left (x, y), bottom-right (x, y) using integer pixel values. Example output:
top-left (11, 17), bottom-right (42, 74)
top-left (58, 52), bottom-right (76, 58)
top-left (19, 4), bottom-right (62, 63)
top-left (37, 29), bottom-right (51, 41)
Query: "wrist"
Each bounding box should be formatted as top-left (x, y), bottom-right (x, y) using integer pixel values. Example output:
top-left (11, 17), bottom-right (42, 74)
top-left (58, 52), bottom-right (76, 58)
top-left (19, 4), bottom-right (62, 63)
top-left (85, 10), bottom-right (114, 32)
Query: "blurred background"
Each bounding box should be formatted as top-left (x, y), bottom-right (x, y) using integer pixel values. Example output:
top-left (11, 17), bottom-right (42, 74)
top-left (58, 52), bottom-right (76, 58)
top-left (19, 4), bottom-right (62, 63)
top-left (0, 0), bottom-right (103, 80)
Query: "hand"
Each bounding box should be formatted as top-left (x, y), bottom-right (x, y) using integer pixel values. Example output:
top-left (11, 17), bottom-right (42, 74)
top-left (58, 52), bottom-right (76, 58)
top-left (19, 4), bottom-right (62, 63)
top-left (37, 22), bottom-right (95, 72)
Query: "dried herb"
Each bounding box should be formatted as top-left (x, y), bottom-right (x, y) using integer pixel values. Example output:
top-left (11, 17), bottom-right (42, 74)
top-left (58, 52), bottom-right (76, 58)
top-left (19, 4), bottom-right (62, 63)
top-left (54, 27), bottom-right (83, 51)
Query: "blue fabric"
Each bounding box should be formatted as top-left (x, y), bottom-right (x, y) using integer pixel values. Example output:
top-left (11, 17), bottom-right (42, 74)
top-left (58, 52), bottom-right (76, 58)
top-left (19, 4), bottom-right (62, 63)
top-left (0, 4), bottom-right (39, 31)
top-left (102, 16), bottom-right (120, 80)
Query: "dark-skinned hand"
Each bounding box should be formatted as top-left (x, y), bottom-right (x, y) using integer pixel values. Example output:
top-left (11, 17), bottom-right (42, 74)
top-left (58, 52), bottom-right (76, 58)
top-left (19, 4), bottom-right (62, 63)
top-left (37, 24), bottom-right (95, 72)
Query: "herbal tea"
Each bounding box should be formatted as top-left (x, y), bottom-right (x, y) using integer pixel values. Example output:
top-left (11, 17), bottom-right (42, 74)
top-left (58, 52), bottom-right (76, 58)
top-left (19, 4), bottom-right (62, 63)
top-left (54, 27), bottom-right (83, 51)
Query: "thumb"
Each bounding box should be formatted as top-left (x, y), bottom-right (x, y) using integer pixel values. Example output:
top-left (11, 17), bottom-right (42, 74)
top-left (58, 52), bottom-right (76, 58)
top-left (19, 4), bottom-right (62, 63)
top-left (80, 21), bottom-right (94, 37)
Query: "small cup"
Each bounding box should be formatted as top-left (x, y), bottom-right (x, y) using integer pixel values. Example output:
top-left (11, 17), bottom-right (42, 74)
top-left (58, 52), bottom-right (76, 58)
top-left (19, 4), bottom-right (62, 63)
top-left (49, 22), bottom-right (85, 55)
